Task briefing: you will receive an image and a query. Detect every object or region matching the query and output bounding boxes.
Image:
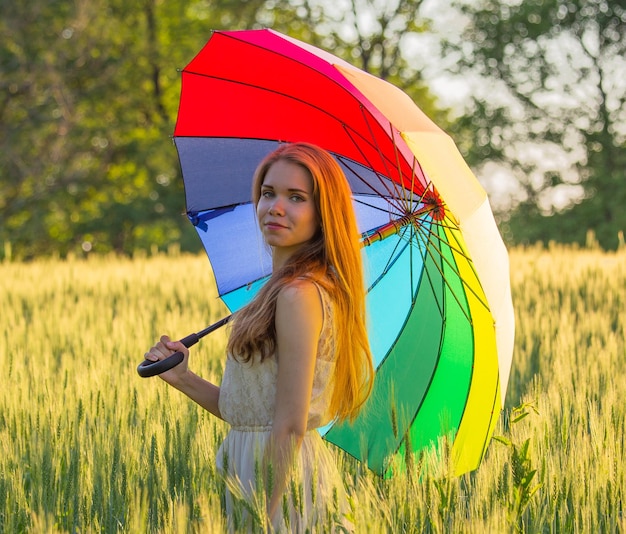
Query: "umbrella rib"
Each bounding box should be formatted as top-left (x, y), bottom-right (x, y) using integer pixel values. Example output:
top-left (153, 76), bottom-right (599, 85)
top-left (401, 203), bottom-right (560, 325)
top-left (339, 130), bottom-right (412, 213)
top-left (365, 236), bottom-right (411, 294)
top-left (415, 211), bottom-right (479, 268)
top-left (409, 157), bottom-right (420, 212)
top-left (388, 125), bottom-right (412, 214)
top-left (338, 156), bottom-right (408, 214)
top-left (365, 118), bottom-right (415, 212)
top-left (413, 222), bottom-right (471, 323)
top-left (409, 223), bottom-right (447, 320)
top-left (420, 217), bottom-right (491, 312)
top-left (357, 204), bottom-right (483, 321)
top-left (389, 127), bottom-right (423, 217)
top-left (366, 222), bottom-right (445, 320)
top-left (414, 218), bottom-right (492, 316)
top-left (340, 109), bottom-right (427, 214)
top-left (418, 218), bottom-right (471, 260)
top-left (352, 197), bottom-right (404, 219)
top-left (436, 217), bottom-right (491, 303)
top-left (343, 104), bottom-right (395, 186)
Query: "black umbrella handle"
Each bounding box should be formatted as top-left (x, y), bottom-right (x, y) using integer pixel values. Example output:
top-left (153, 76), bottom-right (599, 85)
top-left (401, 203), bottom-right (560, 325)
top-left (137, 315), bottom-right (231, 378)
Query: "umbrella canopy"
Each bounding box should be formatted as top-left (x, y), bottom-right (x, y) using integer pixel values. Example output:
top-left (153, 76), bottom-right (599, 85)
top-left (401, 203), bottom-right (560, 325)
top-left (173, 29), bottom-right (515, 477)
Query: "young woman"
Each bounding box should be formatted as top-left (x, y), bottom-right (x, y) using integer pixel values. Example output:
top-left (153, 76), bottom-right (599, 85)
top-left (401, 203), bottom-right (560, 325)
top-left (144, 142), bottom-right (374, 532)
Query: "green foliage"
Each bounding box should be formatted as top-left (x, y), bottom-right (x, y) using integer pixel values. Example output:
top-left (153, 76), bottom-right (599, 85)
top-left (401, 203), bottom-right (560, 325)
top-left (0, 1), bottom-right (198, 257)
top-left (494, 402), bottom-right (542, 531)
top-left (0, 0), bottom-right (444, 260)
top-left (446, 0), bottom-right (626, 250)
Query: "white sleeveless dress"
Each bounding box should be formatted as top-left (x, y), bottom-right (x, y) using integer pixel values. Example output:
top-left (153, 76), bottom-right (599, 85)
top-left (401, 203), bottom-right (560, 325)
top-left (216, 284), bottom-right (352, 533)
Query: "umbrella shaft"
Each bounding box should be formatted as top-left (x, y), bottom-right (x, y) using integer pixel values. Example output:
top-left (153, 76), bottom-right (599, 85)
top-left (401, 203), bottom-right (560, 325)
top-left (360, 208), bottom-right (427, 248)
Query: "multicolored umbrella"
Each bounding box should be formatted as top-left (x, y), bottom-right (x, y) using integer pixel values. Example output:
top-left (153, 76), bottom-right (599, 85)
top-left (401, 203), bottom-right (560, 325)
top-left (143, 29), bottom-right (515, 477)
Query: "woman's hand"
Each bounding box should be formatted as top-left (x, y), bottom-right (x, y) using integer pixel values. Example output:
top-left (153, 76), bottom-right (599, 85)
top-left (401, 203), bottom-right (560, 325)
top-left (144, 335), bottom-right (190, 386)
top-left (144, 335), bottom-right (222, 418)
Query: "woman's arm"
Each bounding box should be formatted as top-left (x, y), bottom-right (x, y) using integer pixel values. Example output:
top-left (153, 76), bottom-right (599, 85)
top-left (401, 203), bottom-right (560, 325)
top-left (145, 335), bottom-right (222, 419)
top-left (265, 280), bottom-right (323, 522)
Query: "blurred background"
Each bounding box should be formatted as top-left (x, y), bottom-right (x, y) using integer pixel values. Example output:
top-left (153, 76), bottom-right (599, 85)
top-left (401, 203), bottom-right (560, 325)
top-left (1, 0), bottom-right (624, 259)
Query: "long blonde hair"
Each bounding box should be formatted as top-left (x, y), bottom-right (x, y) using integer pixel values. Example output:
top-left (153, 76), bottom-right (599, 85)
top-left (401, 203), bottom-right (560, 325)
top-left (227, 142), bottom-right (373, 422)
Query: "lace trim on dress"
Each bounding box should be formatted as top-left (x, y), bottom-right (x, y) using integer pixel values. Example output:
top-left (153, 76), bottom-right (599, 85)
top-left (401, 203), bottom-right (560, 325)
top-left (229, 425), bottom-right (273, 432)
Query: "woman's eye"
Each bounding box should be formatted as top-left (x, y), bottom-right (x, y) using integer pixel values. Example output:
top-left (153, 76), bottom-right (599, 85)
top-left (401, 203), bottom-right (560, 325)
top-left (290, 195), bottom-right (304, 202)
top-left (262, 190), bottom-right (274, 198)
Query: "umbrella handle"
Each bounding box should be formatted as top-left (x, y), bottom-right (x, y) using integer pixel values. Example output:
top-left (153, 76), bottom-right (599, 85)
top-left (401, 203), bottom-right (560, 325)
top-left (136, 316), bottom-right (231, 378)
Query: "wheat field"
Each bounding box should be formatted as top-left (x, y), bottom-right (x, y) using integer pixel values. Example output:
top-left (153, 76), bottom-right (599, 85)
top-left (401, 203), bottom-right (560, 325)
top-left (1, 246), bottom-right (624, 533)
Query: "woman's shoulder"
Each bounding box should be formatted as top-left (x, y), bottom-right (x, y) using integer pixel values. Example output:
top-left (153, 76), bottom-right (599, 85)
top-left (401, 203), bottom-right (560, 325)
top-left (276, 278), bottom-right (330, 326)
top-left (283, 275), bottom-right (336, 303)
top-left (282, 277), bottom-right (336, 333)
top-left (278, 277), bottom-right (322, 306)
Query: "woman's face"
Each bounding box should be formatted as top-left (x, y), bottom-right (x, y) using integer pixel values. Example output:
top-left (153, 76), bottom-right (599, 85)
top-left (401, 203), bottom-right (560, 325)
top-left (256, 159), bottom-right (320, 265)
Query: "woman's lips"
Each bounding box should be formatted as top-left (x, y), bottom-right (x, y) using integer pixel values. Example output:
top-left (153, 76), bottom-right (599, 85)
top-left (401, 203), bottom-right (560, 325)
top-left (264, 221), bottom-right (287, 230)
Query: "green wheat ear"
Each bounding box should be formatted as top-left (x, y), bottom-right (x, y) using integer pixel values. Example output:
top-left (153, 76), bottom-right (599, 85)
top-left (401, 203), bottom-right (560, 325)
top-left (390, 401), bottom-right (398, 440)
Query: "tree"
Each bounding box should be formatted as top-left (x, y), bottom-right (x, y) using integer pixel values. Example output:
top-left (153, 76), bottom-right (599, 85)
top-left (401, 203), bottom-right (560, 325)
top-left (444, 0), bottom-right (626, 249)
top-left (1, 0), bottom-right (446, 258)
top-left (1, 1), bottom-right (172, 257)
top-left (0, 0), bottom-right (274, 258)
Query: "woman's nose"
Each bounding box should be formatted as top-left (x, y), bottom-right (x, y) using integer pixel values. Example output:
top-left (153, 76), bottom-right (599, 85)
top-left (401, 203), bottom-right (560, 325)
top-left (269, 197), bottom-right (284, 215)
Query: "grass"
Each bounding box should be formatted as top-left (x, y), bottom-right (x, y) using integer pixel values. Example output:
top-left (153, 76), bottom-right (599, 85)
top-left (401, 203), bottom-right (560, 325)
top-left (0, 245), bottom-right (624, 532)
